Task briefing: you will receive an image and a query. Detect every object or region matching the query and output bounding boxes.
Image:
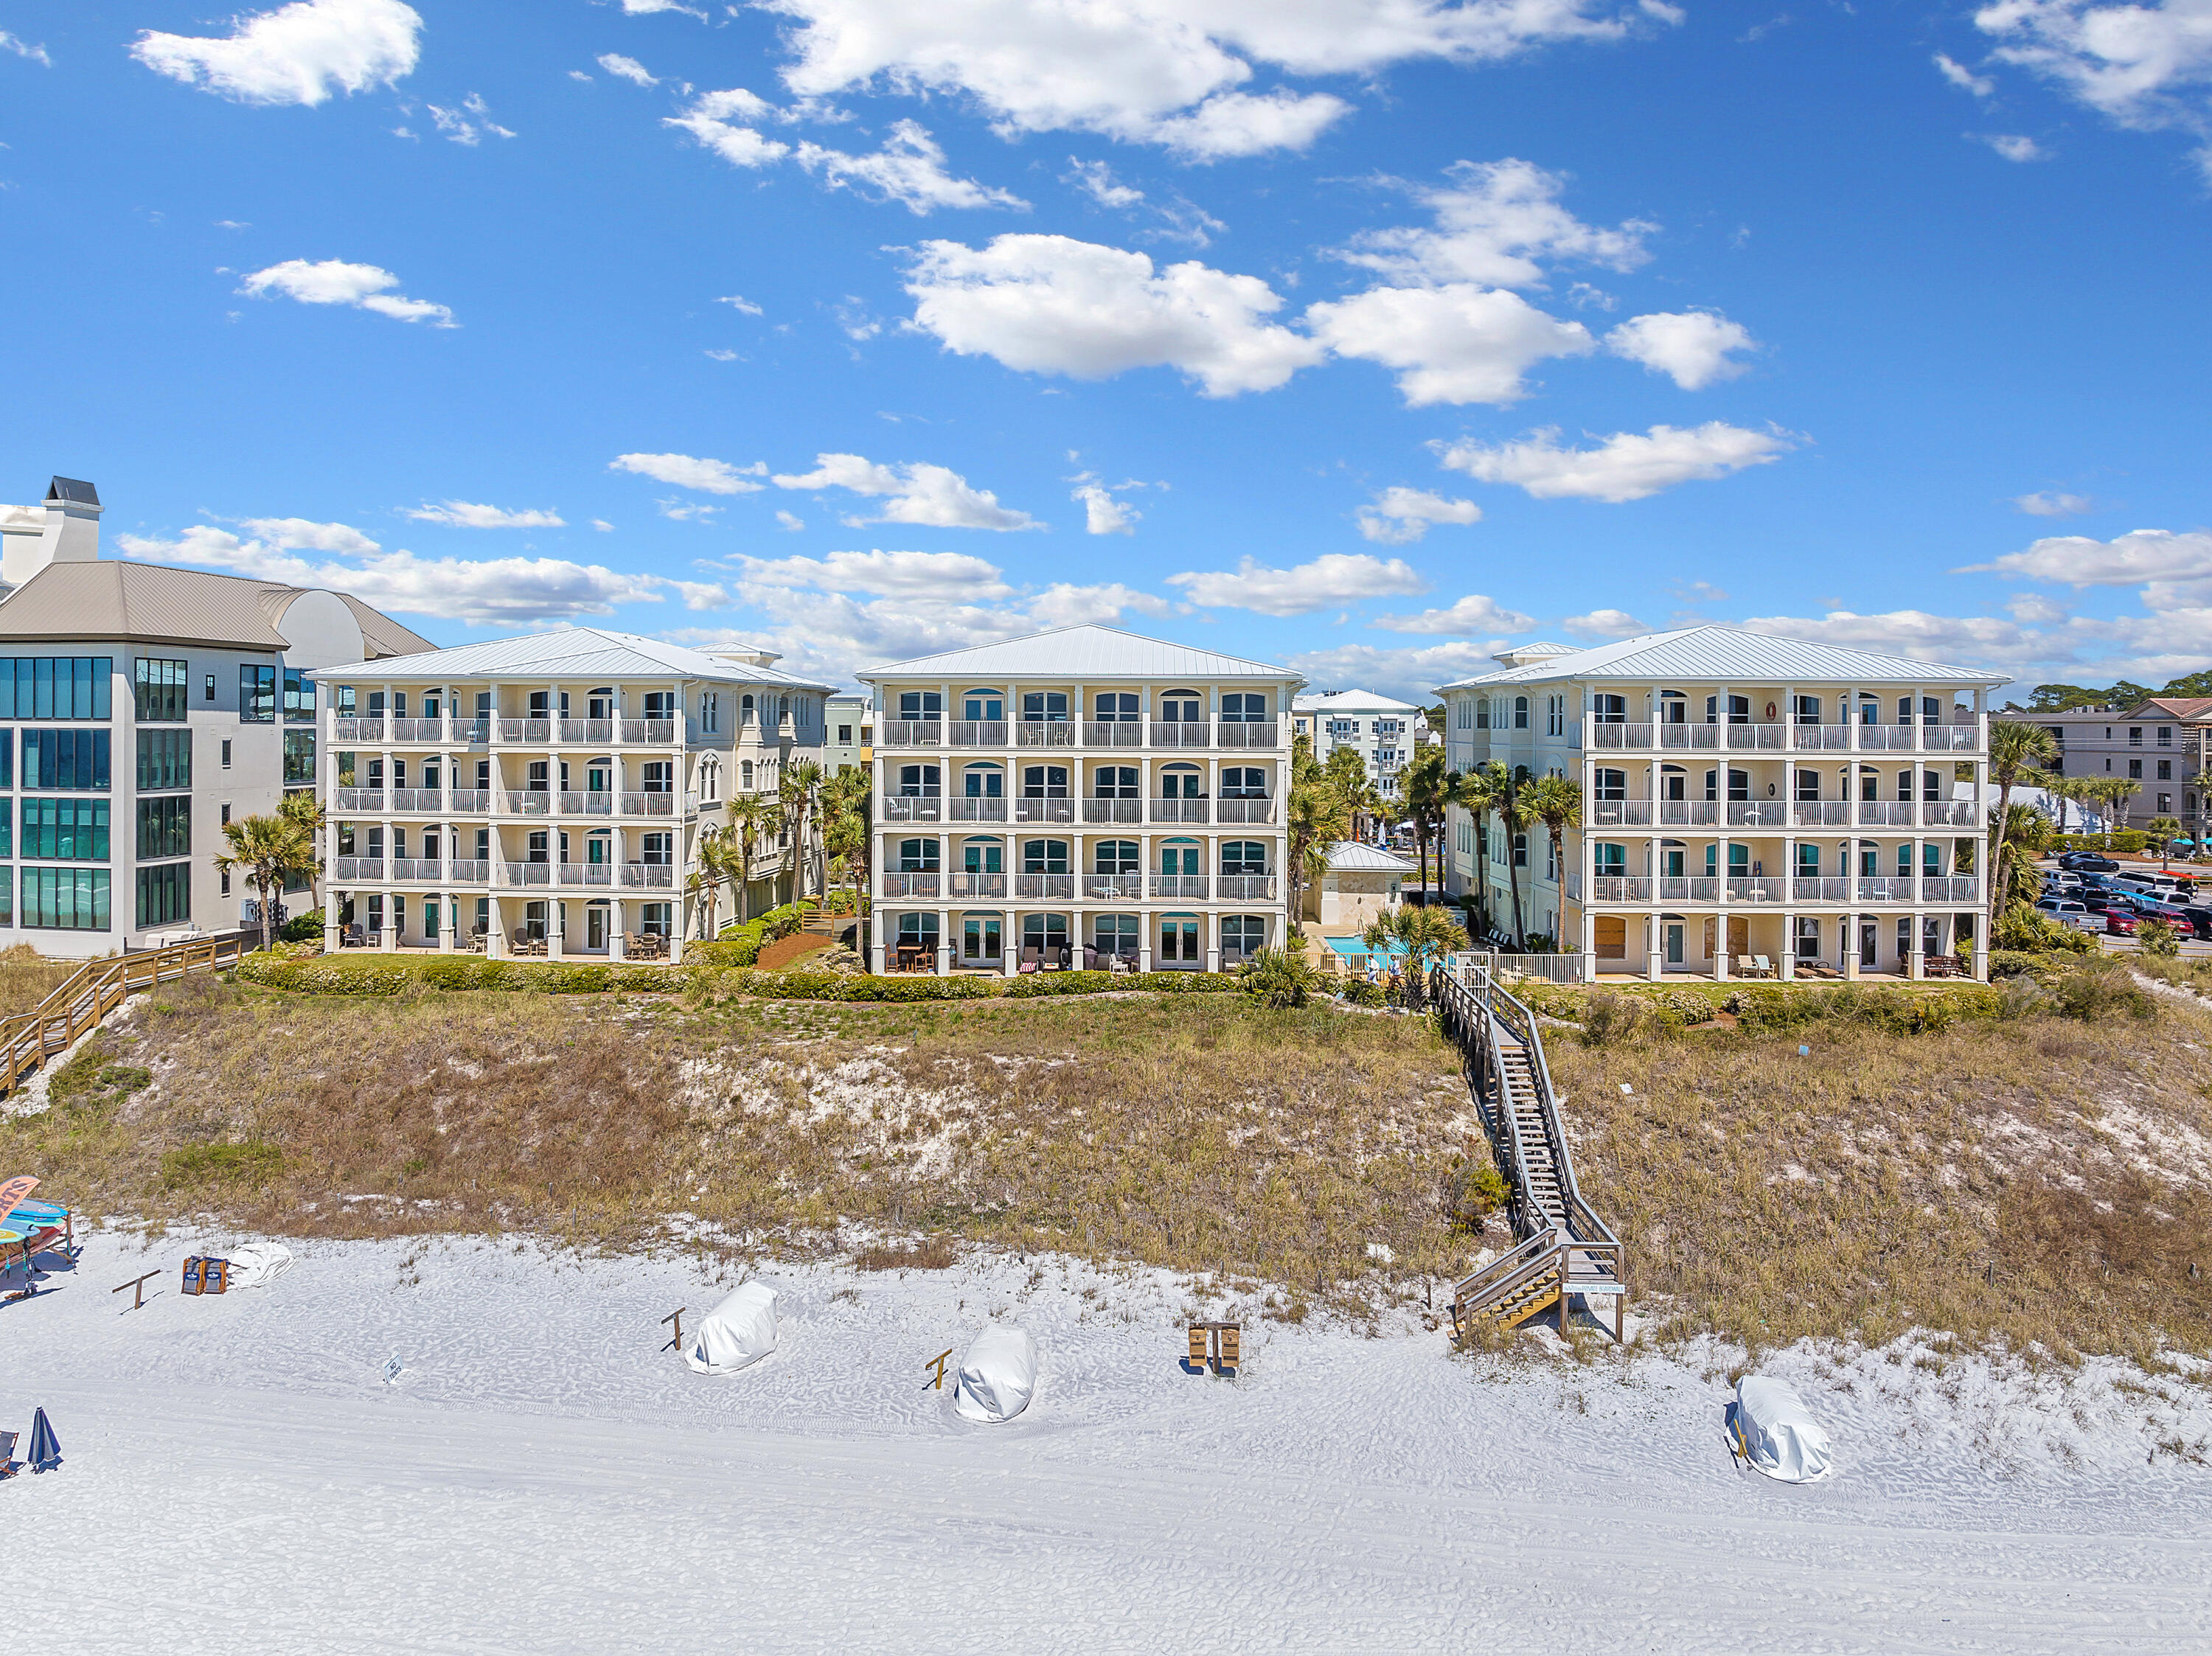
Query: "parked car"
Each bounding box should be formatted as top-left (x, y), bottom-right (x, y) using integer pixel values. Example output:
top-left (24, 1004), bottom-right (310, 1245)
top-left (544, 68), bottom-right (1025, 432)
top-left (2177, 905), bottom-right (2212, 942)
top-left (2112, 872), bottom-right (2194, 900)
top-left (2119, 891), bottom-right (2193, 924)
top-left (2079, 888), bottom-right (2126, 914)
top-left (2059, 852), bottom-right (2120, 872)
top-left (2104, 908), bottom-right (2141, 936)
top-left (2034, 898), bottom-right (2102, 933)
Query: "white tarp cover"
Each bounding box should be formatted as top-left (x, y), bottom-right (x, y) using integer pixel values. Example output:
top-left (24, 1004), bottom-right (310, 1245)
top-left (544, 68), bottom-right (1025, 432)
top-left (1732, 1376), bottom-right (1835, 1483)
top-left (684, 1283), bottom-right (779, 1375)
top-left (953, 1326), bottom-right (1037, 1424)
top-left (223, 1242), bottom-right (294, 1290)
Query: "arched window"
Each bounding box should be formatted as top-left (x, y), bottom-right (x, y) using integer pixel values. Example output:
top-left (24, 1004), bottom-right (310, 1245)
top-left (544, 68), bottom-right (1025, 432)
top-left (1221, 915), bottom-right (1267, 961)
top-left (585, 757), bottom-right (613, 793)
top-left (1021, 764), bottom-right (1068, 798)
top-left (897, 838), bottom-right (939, 872)
top-left (1220, 841), bottom-right (1267, 875)
top-left (1093, 913), bottom-right (1139, 958)
top-left (1022, 914), bottom-right (1069, 954)
top-left (740, 693), bottom-right (754, 725)
top-left (588, 687), bottom-right (616, 721)
top-left (699, 759), bottom-right (719, 803)
top-left (1513, 695), bottom-right (1529, 729)
top-left (1728, 768), bottom-right (1750, 801)
top-left (1022, 838), bottom-right (1069, 874)
top-left (1658, 690), bottom-right (1686, 726)
top-left (961, 762), bottom-right (1004, 799)
top-left (961, 836), bottom-right (1003, 873)
top-left (1220, 693), bottom-right (1267, 723)
top-left (740, 758), bottom-right (754, 790)
top-left (961, 688), bottom-right (1004, 722)
top-left (1159, 689), bottom-right (1202, 724)
top-left (1093, 839), bottom-right (1138, 874)
top-left (1158, 762), bottom-right (1204, 799)
top-left (1159, 836), bottom-right (1201, 876)
top-left (585, 827), bottom-right (613, 866)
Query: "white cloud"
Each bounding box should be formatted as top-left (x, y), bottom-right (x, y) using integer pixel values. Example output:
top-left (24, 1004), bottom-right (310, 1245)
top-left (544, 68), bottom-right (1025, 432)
top-left (904, 234), bottom-right (1322, 397)
top-left (1369, 592), bottom-right (1534, 634)
top-left (131, 0), bottom-right (420, 106)
top-left (717, 293), bottom-right (765, 314)
top-left (237, 258), bottom-right (455, 326)
top-left (403, 501), bottom-right (566, 529)
top-left (759, 0), bottom-right (1661, 153)
top-left (1066, 158), bottom-right (1145, 209)
top-left (1167, 552), bottom-right (1425, 616)
top-left (116, 521), bottom-right (708, 625)
top-left (796, 120), bottom-right (1028, 213)
top-left (0, 32), bottom-right (52, 67)
top-left (569, 69), bottom-right (594, 83)
top-left (1980, 131), bottom-right (2048, 159)
top-left (1027, 581), bottom-right (1172, 627)
top-left (1304, 283), bottom-right (1592, 406)
top-left (609, 453), bottom-right (768, 494)
top-left (734, 548), bottom-right (1013, 599)
top-left (1603, 309), bottom-right (1755, 389)
top-left (1335, 157), bottom-right (1654, 290)
top-left (428, 92), bottom-right (514, 145)
top-left (1563, 606), bottom-right (1649, 637)
top-left (1288, 641), bottom-right (1511, 702)
top-left (591, 518), bottom-right (616, 532)
top-left (665, 89), bottom-right (794, 168)
top-left (775, 509), bottom-right (806, 531)
top-left (1962, 526), bottom-right (2212, 588)
top-left (1935, 51), bottom-right (1995, 95)
top-left (704, 349), bottom-right (742, 361)
top-left (1435, 421), bottom-right (1795, 502)
top-left (657, 499), bottom-right (720, 522)
top-left (771, 453), bottom-right (1040, 530)
top-left (622, 0), bottom-right (707, 15)
top-left (1975, 0), bottom-right (2212, 136)
top-left (1355, 486), bottom-right (1482, 544)
top-left (1071, 479), bottom-right (1140, 535)
top-left (598, 53), bottom-right (658, 86)
top-left (2015, 490), bottom-right (2093, 515)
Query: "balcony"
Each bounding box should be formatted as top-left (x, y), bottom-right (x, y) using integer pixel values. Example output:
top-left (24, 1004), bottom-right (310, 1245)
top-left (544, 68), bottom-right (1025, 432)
top-left (1792, 877), bottom-right (1851, 902)
top-left (949, 721), bottom-right (1009, 747)
top-left (448, 790), bottom-right (492, 813)
top-left (1790, 726), bottom-right (1854, 751)
top-left (560, 719), bottom-right (616, 743)
top-left (389, 717), bottom-right (445, 742)
top-left (619, 792), bottom-right (677, 816)
top-left (1587, 876), bottom-right (1654, 902)
top-left (948, 871), bottom-right (1009, 899)
top-left (391, 788), bottom-right (442, 812)
top-left (498, 718), bottom-right (553, 742)
top-left (1082, 721), bottom-right (1145, 748)
top-left (883, 872), bottom-right (941, 899)
top-left (1921, 801), bottom-right (1980, 828)
top-left (1217, 874), bottom-right (1278, 902)
top-left (1216, 720), bottom-right (1279, 748)
top-left (946, 796), bottom-right (1009, 822)
top-left (1792, 801), bottom-right (1853, 827)
top-left (448, 858), bottom-right (490, 883)
top-left (506, 791), bottom-right (553, 815)
top-left (1150, 798), bottom-right (1211, 824)
top-left (335, 788), bottom-right (385, 812)
top-left (1015, 722), bottom-right (1078, 748)
top-left (1013, 797), bottom-right (1075, 824)
top-left (1855, 877), bottom-right (1916, 902)
top-left (1015, 873), bottom-right (1075, 901)
top-left (1727, 877), bottom-right (1786, 902)
top-left (456, 719), bottom-right (491, 745)
top-left (1082, 799), bottom-right (1143, 824)
top-left (557, 863), bottom-right (616, 888)
top-left (884, 795), bottom-right (944, 822)
top-left (1725, 801), bottom-right (1787, 828)
top-left (1150, 874), bottom-right (1208, 900)
top-left (619, 863), bottom-right (675, 888)
top-left (1856, 801), bottom-right (1920, 827)
top-left (1150, 721), bottom-right (1210, 749)
top-left (390, 857), bottom-right (444, 881)
top-left (880, 720), bottom-right (942, 748)
top-left (334, 717), bottom-right (385, 742)
top-left (333, 857), bottom-right (384, 880)
top-left (1590, 717), bottom-right (1985, 754)
top-left (558, 791), bottom-right (617, 815)
top-left (1216, 797), bottom-right (1275, 824)
top-left (1588, 800), bottom-right (1653, 827)
top-left (616, 720), bottom-right (678, 744)
top-left (1921, 876), bottom-right (1980, 903)
top-left (502, 862), bottom-right (552, 886)
top-left (1080, 874), bottom-right (1143, 900)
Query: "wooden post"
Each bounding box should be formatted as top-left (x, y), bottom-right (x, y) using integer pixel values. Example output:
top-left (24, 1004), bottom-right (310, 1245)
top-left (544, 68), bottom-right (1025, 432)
top-left (113, 1270), bottom-right (159, 1310)
top-left (661, 1307), bottom-right (686, 1351)
top-left (925, 1347), bottom-right (954, 1390)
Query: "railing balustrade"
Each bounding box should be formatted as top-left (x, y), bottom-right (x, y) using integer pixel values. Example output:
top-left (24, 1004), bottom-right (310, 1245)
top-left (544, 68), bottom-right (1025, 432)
top-left (1921, 801), bottom-right (1979, 827)
top-left (1727, 876), bottom-right (1786, 902)
top-left (1793, 801), bottom-right (1851, 827)
top-left (616, 720), bottom-right (678, 743)
top-left (1921, 877), bottom-right (1980, 903)
top-left (447, 859), bottom-right (489, 883)
top-left (880, 720), bottom-right (942, 747)
top-left (883, 872), bottom-right (941, 898)
top-left (1724, 726), bottom-right (1788, 751)
top-left (389, 788), bottom-right (442, 811)
top-left (947, 796), bottom-right (1009, 822)
top-left (557, 790), bottom-right (616, 815)
top-left (1660, 800), bottom-right (1720, 826)
top-left (620, 863), bottom-right (675, 888)
top-left (1149, 798), bottom-right (1210, 823)
top-left (334, 717), bottom-right (385, 742)
top-left (1655, 724), bottom-right (1722, 749)
top-left (947, 720), bottom-right (1008, 746)
top-left (389, 857), bottom-right (442, 880)
top-left (1589, 800), bottom-right (1653, 826)
top-left (502, 862), bottom-right (552, 886)
top-left (1014, 873), bottom-right (1074, 900)
top-left (1725, 801), bottom-right (1786, 827)
top-left (1791, 877), bottom-right (1850, 901)
top-left (1014, 722), bottom-right (1077, 747)
top-left (1215, 721), bottom-right (1279, 748)
top-left (334, 857), bottom-right (384, 880)
top-left (1013, 797), bottom-right (1074, 823)
top-left (1857, 801), bottom-right (1919, 826)
top-left (1082, 799), bottom-right (1143, 824)
top-left (505, 790), bottom-right (553, 815)
top-left (947, 871), bottom-right (1008, 899)
top-left (1590, 723), bottom-right (1656, 749)
top-left (1216, 874), bottom-right (1277, 901)
top-left (1790, 726), bottom-right (1853, 751)
top-left (620, 792), bottom-right (676, 815)
top-left (1587, 876), bottom-right (1654, 901)
top-left (447, 789), bottom-right (490, 813)
top-left (335, 788), bottom-right (385, 812)
top-left (1855, 877), bottom-right (1916, 902)
top-left (1079, 874), bottom-right (1141, 900)
top-left (454, 719), bottom-right (490, 745)
top-left (558, 863), bottom-right (615, 887)
top-left (389, 717), bottom-right (444, 742)
top-left (1216, 798), bottom-right (1275, 824)
top-left (1081, 721), bottom-right (1146, 747)
top-left (1150, 874), bottom-right (1208, 899)
top-left (1150, 722), bottom-right (1211, 748)
top-left (884, 796), bottom-right (944, 821)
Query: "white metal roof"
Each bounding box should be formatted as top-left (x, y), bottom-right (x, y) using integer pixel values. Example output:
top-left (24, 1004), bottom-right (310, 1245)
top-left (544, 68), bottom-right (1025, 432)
top-left (1325, 840), bottom-right (1417, 873)
top-left (860, 624), bottom-right (1301, 684)
top-left (305, 626), bottom-right (833, 690)
top-left (1435, 626), bottom-right (2008, 693)
top-left (1293, 687), bottom-right (1423, 713)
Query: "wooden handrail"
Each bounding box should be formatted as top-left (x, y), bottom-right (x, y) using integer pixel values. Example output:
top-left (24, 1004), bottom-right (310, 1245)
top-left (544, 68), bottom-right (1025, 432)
top-left (0, 936), bottom-right (244, 1099)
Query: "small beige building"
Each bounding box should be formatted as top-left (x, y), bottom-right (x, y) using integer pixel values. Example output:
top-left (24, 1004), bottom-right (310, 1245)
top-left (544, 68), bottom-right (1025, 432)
top-left (1306, 840), bottom-right (1416, 932)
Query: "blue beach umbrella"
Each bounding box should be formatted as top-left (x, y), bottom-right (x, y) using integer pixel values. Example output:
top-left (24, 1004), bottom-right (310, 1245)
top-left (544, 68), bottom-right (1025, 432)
top-left (27, 1408), bottom-right (58, 1473)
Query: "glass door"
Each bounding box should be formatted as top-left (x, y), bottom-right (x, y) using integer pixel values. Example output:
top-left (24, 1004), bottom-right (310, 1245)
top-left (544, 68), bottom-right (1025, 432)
top-left (1664, 922), bottom-right (1685, 965)
top-left (962, 916), bottom-right (1002, 963)
top-left (1159, 918), bottom-right (1200, 961)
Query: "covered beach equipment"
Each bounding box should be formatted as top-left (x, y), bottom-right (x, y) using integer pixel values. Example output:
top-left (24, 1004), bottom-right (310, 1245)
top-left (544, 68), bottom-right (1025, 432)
top-left (222, 1242), bottom-right (295, 1290)
top-left (27, 1408), bottom-right (58, 1474)
top-left (1728, 1376), bottom-right (1835, 1483)
top-left (684, 1282), bottom-right (779, 1375)
top-left (953, 1326), bottom-right (1038, 1424)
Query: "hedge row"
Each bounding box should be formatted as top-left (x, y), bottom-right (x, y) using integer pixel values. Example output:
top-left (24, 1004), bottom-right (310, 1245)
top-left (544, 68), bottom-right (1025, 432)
top-left (232, 950), bottom-right (1245, 1002)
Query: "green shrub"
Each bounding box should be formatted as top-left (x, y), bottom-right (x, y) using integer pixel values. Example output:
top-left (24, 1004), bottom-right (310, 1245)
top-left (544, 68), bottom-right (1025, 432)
top-left (687, 936), bottom-right (762, 970)
top-left (2138, 917), bottom-right (2183, 959)
top-left (1339, 978), bottom-right (1386, 1008)
top-left (1237, 945), bottom-right (1327, 1009)
top-left (2114, 830), bottom-right (2149, 854)
top-left (1660, 989), bottom-right (1716, 1025)
top-left (759, 904), bottom-right (805, 942)
top-left (1001, 970), bottom-right (1117, 998)
top-left (1579, 991), bottom-right (1646, 1046)
top-left (2051, 959), bottom-right (2157, 1023)
top-left (161, 1139), bottom-right (283, 1189)
top-left (1451, 1154), bottom-right (1510, 1226)
top-left (277, 910), bottom-right (324, 942)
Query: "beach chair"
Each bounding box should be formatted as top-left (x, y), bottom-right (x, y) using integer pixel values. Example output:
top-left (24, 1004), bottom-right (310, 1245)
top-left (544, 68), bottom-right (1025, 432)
top-left (1735, 955), bottom-right (1767, 980)
top-left (1018, 945), bottom-right (1040, 975)
top-left (0, 1430), bottom-right (15, 1478)
top-left (1752, 955), bottom-right (1775, 978)
top-left (1188, 1325), bottom-right (1209, 1369)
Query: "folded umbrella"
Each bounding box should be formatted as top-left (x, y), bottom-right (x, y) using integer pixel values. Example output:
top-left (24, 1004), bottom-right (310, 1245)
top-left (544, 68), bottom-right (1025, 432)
top-left (27, 1408), bottom-right (58, 1474)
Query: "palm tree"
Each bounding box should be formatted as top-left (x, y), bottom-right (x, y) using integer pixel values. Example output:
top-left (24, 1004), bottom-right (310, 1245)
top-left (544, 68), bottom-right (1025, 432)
top-left (216, 813), bottom-right (319, 953)
top-left (1360, 902), bottom-right (1470, 1011)
top-left (1464, 760), bottom-right (1531, 947)
top-left (1523, 772), bottom-right (1583, 942)
top-left (2148, 814), bottom-right (2184, 870)
top-left (1402, 747), bottom-right (1450, 897)
top-left (776, 759), bottom-right (824, 908)
top-left (1451, 762), bottom-right (1501, 941)
top-left (1987, 720), bottom-right (2059, 925)
top-left (2098, 776), bottom-right (2141, 841)
top-left (723, 793), bottom-right (771, 927)
top-left (688, 825), bottom-right (738, 940)
top-left (277, 789), bottom-right (328, 911)
top-left (1285, 734), bottom-right (1350, 934)
top-left (1994, 801), bottom-right (2055, 914)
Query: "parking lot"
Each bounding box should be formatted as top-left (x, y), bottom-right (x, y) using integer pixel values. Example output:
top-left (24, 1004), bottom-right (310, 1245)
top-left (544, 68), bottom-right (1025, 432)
top-left (2037, 855), bottom-right (2212, 958)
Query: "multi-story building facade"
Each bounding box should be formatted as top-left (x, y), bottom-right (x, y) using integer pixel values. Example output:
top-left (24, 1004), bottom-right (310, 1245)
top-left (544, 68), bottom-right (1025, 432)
top-left (1439, 628), bottom-right (2006, 981)
top-left (824, 692), bottom-right (873, 776)
top-left (310, 630), bottom-right (831, 959)
top-left (1290, 687), bottom-right (1426, 799)
top-left (0, 476), bottom-right (430, 956)
top-left (858, 626), bottom-right (1300, 974)
top-left (2031, 700), bottom-right (2210, 840)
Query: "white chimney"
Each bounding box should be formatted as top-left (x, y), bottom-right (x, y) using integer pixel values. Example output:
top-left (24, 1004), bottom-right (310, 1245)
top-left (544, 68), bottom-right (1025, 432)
top-left (0, 477), bottom-right (100, 592)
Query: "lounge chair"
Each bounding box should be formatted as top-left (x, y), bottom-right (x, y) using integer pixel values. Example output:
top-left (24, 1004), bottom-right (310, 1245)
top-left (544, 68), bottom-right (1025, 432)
top-left (1736, 954), bottom-right (1770, 980)
top-left (340, 923), bottom-right (366, 948)
top-left (1082, 945), bottom-right (1099, 971)
top-left (1752, 954), bottom-right (1775, 978)
top-left (1018, 945), bottom-right (1040, 975)
top-left (0, 1430), bottom-right (15, 1478)
top-left (1054, 945), bottom-right (1073, 970)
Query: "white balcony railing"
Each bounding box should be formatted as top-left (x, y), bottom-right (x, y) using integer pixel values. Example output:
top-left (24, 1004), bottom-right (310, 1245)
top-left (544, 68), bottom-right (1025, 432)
top-left (333, 857), bottom-right (383, 880)
top-left (1727, 877), bottom-right (1786, 902)
top-left (880, 720), bottom-right (942, 747)
top-left (620, 863), bottom-right (675, 888)
top-left (1015, 723), bottom-right (1079, 748)
top-left (1589, 716), bottom-right (1985, 754)
top-left (1150, 722), bottom-right (1211, 748)
top-left (557, 863), bottom-right (616, 887)
top-left (1587, 876), bottom-right (1653, 902)
top-left (1215, 720), bottom-right (1279, 748)
top-left (506, 791), bottom-right (553, 815)
top-left (448, 789), bottom-right (491, 813)
top-left (620, 792), bottom-right (677, 815)
top-left (1080, 874), bottom-right (1143, 900)
top-left (1587, 800), bottom-right (1653, 827)
top-left (502, 861), bottom-right (552, 886)
top-left (559, 791), bottom-right (617, 815)
top-left (1857, 801), bottom-right (1921, 827)
top-left (335, 788), bottom-right (384, 812)
top-left (390, 788), bottom-right (442, 812)
top-left (1922, 801), bottom-right (1980, 828)
top-left (389, 717), bottom-right (445, 742)
top-left (883, 872), bottom-right (941, 898)
top-left (1014, 873), bottom-right (1074, 900)
top-left (1217, 874), bottom-right (1278, 901)
top-left (1150, 874), bottom-right (1208, 899)
top-left (617, 720), bottom-right (678, 744)
top-left (948, 721), bottom-right (1008, 747)
top-left (1014, 798), bottom-right (1075, 823)
top-left (1082, 721), bottom-right (1146, 748)
top-left (947, 796), bottom-right (1009, 822)
top-left (1725, 801), bottom-right (1786, 828)
top-left (390, 857), bottom-right (443, 880)
top-left (333, 717), bottom-right (385, 742)
top-left (1792, 801), bottom-right (1853, 827)
top-left (1150, 798), bottom-right (1210, 824)
top-left (447, 859), bottom-right (490, 883)
top-left (1792, 877), bottom-right (1851, 902)
top-left (1922, 877), bottom-right (1980, 903)
top-left (1216, 798), bottom-right (1275, 824)
top-left (455, 719), bottom-right (491, 745)
top-left (884, 796), bottom-right (943, 821)
top-left (1082, 799), bottom-right (1144, 824)
top-left (1856, 877), bottom-right (1916, 902)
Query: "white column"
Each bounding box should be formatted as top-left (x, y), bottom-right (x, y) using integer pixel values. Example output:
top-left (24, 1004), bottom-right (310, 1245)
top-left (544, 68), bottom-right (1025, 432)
top-left (322, 886), bottom-right (340, 954)
top-left (437, 894), bottom-right (454, 953)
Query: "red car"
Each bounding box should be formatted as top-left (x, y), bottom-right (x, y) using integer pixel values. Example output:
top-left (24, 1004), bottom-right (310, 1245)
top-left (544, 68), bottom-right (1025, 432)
top-left (2104, 908), bottom-right (2140, 936)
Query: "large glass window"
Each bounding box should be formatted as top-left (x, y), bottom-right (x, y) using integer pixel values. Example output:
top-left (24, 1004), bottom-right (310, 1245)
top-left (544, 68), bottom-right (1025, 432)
top-left (239, 664), bottom-right (276, 723)
top-left (284, 666), bottom-right (316, 723)
top-left (1222, 916), bottom-right (1267, 959)
top-left (136, 863), bottom-right (190, 929)
top-left (0, 658), bottom-right (111, 720)
top-left (22, 798), bottom-right (109, 860)
top-left (1220, 841), bottom-right (1267, 875)
top-left (0, 728), bottom-right (12, 788)
top-left (21, 866), bottom-right (109, 930)
top-left (136, 796), bottom-right (189, 860)
top-left (1220, 694), bottom-right (1267, 723)
top-left (897, 690), bottom-right (943, 721)
top-left (23, 730), bottom-right (109, 790)
top-left (283, 730), bottom-right (316, 785)
top-left (897, 838), bottom-right (939, 872)
top-left (136, 729), bottom-right (192, 792)
top-left (134, 658), bottom-right (189, 722)
top-left (1023, 839), bottom-right (1069, 874)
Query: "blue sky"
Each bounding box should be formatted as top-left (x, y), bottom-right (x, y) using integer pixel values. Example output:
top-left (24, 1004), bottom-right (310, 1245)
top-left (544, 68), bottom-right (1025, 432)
top-left (3, 0), bottom-right (2210, 699)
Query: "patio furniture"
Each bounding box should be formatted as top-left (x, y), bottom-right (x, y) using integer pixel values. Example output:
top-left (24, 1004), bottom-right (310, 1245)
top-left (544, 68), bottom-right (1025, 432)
top-left (0, 1429), bottom-right (15, 1479)
top-left (1018, 945), bottom-right (1040, 975)
top-left (339, 924), bottom-right (366, 948)
top-left (467, 930), bottom-right (487, 953)
top-left (1797, 959), bottom-right (1842, 979)
top-left (1082, 945), bottom-right (1099, 971)
top-left (1923, 953), bottom-right (1965, 978)
top-left (1752, 954), bottom-right (1776, 977)
top-left (1736, 954), bottom-right (1772, 979)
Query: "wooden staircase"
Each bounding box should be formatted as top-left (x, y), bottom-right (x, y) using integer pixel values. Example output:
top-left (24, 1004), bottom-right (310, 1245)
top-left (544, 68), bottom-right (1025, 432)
top-left (1432, 956), bottom-right (1627, 1341)
top-left (0, 935), bottom-right (245, 1100)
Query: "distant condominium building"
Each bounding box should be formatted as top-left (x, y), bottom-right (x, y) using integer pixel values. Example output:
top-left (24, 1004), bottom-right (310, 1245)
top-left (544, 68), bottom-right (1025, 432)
top-left (1290, 687), bottom-right (1428, 798)
top-left (2028, 700), bottom-right (2210, 840)
top-left (859, 625), bottom-right (1301, 974)
top-left (1438, 628), bottom-right (2006, 981)
top-left (309, 630), bottom-right (831, 959)
top-left (824, 692), bottom-right (873, 776)
top-left (0, 476), bottom-right (430, 956)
